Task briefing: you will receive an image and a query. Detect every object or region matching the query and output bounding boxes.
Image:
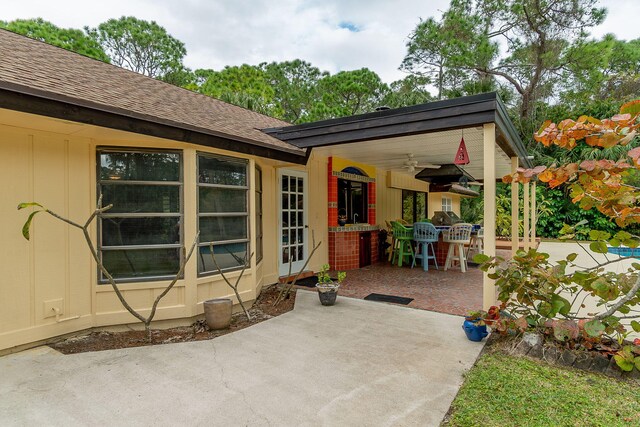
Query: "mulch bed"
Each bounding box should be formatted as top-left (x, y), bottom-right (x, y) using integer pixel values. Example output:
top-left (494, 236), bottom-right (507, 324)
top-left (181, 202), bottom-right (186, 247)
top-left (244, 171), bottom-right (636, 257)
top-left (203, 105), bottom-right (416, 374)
top-left (482, 332), bottom-right (640, 382)
top-left (49, 285), bottom-right (296, 354)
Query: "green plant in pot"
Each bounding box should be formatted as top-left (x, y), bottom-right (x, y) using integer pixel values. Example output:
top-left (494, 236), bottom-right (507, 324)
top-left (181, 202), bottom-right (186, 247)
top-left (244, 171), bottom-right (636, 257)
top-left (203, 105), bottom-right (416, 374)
top-left (462, 309), bottom-right (491, 342)
top-left (316, 264), bottom-right (346, 306)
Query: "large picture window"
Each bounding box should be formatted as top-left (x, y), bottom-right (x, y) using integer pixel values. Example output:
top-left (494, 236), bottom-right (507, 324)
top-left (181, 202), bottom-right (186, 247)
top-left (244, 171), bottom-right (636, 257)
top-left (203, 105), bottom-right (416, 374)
top-left (197, 153), bottom-right (249, 274)
top-left (402, 190), bottom-right (428, 223)
top-left (97, 149), bottom-right (183, 282)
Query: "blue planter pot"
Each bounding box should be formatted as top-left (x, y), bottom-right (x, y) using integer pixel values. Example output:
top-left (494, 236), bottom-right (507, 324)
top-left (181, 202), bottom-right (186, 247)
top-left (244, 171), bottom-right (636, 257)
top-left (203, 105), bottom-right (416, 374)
top-left (462, 319), bottom-right (489, 342)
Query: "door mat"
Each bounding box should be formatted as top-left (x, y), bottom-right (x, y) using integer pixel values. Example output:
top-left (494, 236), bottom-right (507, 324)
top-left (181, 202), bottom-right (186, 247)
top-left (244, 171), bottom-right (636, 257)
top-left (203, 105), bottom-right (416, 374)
top-left (364, 293), bottom-right (414, 305)
top-left (290, 276), bottom-right (337, 288)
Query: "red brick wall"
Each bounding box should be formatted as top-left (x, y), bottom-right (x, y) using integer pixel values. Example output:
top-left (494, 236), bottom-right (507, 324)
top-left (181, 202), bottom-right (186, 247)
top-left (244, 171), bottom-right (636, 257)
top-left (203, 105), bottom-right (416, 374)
top-left (329, 230), bottom-right (380, 271)
top-left (368, 182), bottom-right (376, 225)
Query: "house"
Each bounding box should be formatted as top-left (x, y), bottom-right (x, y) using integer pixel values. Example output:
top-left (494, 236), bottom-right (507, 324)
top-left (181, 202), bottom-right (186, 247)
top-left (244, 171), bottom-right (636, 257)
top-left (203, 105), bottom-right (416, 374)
top-left (0, 29), bottom-right (533, 352)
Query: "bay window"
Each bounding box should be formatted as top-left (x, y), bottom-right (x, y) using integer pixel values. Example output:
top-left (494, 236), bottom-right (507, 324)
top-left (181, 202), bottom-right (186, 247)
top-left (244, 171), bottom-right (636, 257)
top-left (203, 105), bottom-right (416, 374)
top-left (197, 153), bottom-right (249, 274)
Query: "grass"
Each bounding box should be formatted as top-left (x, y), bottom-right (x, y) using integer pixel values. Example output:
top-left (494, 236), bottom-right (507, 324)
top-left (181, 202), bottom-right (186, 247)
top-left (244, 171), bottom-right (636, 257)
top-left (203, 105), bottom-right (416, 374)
top-left (444, 352), bottom-right (640, 427)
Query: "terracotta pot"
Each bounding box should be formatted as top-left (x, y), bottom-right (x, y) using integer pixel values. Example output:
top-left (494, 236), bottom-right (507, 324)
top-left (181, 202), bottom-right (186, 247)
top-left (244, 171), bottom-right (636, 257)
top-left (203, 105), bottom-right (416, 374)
top-left (203, 298), bottom-right (232, 330)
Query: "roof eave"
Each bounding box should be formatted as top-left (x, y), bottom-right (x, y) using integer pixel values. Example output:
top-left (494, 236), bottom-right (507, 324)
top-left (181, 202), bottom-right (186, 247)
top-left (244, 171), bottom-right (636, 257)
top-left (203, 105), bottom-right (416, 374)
top-left (0, 83), bottom-right (308, 164)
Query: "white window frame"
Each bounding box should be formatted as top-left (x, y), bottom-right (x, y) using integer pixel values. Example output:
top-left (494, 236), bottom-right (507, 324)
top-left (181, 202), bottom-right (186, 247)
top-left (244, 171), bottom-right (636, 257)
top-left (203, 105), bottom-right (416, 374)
top-left (96, 147), bottom-right (183, 283)
top-left (197, 152), bottom-right (249, 276)
top-left (442, 196), bottom-right (453, 212)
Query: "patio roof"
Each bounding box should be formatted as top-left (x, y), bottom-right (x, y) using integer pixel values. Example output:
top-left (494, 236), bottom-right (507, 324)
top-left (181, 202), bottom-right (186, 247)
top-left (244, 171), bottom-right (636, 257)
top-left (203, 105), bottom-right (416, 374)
top-left (264, 93), bottom-right (532, 178)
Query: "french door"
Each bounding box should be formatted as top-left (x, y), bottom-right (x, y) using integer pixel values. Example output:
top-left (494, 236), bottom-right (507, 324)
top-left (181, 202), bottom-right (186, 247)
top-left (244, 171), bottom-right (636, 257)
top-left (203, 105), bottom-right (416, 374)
top-left (278, 170), bottom-right (308, 276)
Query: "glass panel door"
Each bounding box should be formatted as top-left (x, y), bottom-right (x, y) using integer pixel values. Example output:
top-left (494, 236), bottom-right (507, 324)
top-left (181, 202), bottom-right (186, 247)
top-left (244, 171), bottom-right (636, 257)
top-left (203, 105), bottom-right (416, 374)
top-left (278, 170), bottom-right (308, 276)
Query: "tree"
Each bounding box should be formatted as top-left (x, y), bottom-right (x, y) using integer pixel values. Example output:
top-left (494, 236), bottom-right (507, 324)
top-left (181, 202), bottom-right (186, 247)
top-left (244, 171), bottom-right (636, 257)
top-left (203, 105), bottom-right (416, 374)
top-left (86, 16), bottom-right (186, 78)
top-left (0, 18), bottom-right (109, 62)
top-left (402, 0), bottom-right (607, 119)
top-left (402, 9), bottom-right (493, 100)
top-left (383, 75), bottom-right (433, 108)
top-left (309, 68), bottom-right (389, 120)
top-left (262, 60), bottom-right (327, 124)
top-left (561, 35), bottom-right (640, 110)
top-left (196, 64), bottom-right (280, 116)
top-left (479, 99), bottom-right (640, 371)
top-left (18, 198), bottom-right (199, 338)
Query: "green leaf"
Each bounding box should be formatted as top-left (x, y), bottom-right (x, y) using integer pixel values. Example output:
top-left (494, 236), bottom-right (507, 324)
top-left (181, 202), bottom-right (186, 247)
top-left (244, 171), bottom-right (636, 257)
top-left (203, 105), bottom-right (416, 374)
top-left (566, 253), bottom-right (578, 262)
top-left (614, 354), bottom-right (635, 372)
top-left (592, 278), bottom-right (609, 292)
top-left (589, 241), bottom-right (609, 254)
top-left (632, 263), bottom-right (640, 270)
top-left (22, 210), bottom-right (43, 240)
top-left (551, 294), bottom-right (571, 316)
top-left (620, 100), bottom-right (640, 115)
top-left (608, 238), bottom-right (620, 247)
top-left (584, 319), bottom-right (605, 337)
top-left (589, 230), bottom-right (610, 241)
top-left (635, 357), bottom-right (640, 371)
top-left (631, 320), bottom-right (640, 333)
top-left (473, 253), bottom-right (490, 264)
top-left (17, 202), bottom-right (43, 210)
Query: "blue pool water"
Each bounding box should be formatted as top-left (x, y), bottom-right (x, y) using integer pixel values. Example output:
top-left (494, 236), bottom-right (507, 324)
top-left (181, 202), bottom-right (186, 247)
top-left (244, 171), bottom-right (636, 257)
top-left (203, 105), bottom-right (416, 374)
top-left (607, 247), bottom-right (640, 257)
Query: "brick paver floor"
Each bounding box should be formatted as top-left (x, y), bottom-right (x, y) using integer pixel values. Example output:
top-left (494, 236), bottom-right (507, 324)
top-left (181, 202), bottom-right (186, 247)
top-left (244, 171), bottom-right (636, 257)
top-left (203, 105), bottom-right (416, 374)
top-left (333, 249), bottom-right (512, 316)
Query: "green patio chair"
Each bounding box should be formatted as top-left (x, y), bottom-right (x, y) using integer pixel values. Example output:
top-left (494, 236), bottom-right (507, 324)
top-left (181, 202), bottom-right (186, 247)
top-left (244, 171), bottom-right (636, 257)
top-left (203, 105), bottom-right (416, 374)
top-left (390, 221), bottom-right (414, 267)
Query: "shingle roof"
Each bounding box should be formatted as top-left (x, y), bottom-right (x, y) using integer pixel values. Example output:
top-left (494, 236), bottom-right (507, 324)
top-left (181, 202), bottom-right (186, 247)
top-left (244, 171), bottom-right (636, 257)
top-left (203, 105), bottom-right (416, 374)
top-left (0, 29), bottom-right (305, 157)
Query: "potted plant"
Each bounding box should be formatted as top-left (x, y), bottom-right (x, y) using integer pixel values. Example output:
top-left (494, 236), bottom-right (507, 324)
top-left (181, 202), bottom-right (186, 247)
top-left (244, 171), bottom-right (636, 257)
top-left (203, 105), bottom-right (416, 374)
top-left (462, 309), bottom-right (489, 342)
top-left (316, 264), bottom-right (346, 306)
top-left (338, 209), bottom-right (348, 226)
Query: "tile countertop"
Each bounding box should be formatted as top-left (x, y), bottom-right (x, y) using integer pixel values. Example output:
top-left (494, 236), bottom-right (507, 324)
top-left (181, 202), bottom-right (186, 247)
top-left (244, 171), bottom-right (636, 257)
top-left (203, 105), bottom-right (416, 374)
top-left (329, 224), bottom-right (381, 232)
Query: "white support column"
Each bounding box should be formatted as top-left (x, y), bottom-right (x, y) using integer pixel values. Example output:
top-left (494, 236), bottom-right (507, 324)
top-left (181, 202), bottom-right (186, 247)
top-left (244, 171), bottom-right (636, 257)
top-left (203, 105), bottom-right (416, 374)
top-left (483, 123), bottom-right (497, 310)
top-left (531, 182), bottom-right (537, 248)
top-left (511, 157), bottom-right (519, 255)
top-left (523, 181), bottom-right (530, 251)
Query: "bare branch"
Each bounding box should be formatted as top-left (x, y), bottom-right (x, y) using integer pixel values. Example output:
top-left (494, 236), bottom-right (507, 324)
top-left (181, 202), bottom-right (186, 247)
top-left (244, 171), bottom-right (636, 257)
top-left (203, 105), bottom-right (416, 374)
top-left (209, 244), bottom-right (253, 321)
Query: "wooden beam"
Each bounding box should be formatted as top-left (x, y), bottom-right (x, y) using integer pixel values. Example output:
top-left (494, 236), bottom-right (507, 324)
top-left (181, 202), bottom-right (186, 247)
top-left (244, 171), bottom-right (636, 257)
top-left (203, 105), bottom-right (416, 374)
top-left (511, 157), bottom-right (519, 255)
top-left (483, 123), bottom-right (497, 310)
top-left (523, 182), bottom-right (530, 251)
top-left (531, 182), bottom-right (537, 248)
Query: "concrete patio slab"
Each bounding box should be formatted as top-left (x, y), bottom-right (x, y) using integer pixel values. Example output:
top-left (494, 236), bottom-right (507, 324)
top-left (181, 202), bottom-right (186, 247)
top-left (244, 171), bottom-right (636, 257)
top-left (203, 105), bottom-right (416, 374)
top-left (0, 291), bottom-right (484, 426)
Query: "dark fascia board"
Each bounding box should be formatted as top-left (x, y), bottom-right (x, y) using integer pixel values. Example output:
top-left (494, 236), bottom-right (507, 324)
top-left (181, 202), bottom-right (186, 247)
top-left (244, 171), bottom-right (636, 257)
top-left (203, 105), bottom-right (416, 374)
top-left (264, 92), bottom-right (498, 148)
top-left (264, 92), bottom-right (532, 169)
top-left (0, 83), bottom-right (308, 165)
top-left (495, 95), bottom-right (533, 168)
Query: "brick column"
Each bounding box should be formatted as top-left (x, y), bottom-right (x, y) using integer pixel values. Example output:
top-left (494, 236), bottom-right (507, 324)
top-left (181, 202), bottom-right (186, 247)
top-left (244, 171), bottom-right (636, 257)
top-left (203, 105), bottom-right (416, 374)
top-left (367, 182), bottom-right (376, 225)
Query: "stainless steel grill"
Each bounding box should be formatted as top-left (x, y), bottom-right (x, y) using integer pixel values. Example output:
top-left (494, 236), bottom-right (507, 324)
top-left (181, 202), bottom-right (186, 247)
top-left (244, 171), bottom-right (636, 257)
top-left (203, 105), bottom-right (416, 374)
top-left (431, 211), bottom-right (463, 226)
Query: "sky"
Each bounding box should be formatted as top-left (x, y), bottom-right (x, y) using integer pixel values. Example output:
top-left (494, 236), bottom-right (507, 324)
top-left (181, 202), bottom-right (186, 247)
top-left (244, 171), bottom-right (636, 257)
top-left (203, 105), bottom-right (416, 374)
top-left (2, 0), bottom-right (638, 83)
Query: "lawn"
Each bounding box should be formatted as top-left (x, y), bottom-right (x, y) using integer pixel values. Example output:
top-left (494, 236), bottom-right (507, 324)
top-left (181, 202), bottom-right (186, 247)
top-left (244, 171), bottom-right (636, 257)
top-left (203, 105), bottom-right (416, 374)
top-left (444, 352), bottom-right (640, 427)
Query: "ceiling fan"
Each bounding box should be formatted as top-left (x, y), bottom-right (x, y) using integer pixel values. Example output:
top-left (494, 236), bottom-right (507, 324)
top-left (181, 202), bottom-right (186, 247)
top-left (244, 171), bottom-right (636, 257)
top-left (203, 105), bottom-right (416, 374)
top-left (399, 153), bottom-right (440, 173)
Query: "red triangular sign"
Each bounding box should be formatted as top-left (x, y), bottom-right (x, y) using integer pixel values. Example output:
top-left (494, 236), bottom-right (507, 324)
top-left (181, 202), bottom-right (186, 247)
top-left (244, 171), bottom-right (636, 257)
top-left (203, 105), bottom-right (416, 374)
top-left (454, 137), bottom-right (470, 165)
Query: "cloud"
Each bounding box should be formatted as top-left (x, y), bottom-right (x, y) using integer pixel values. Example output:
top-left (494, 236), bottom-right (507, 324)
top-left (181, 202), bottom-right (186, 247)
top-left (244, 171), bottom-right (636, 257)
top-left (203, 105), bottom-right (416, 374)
top-left (0, 0), bottom-right (635, 84)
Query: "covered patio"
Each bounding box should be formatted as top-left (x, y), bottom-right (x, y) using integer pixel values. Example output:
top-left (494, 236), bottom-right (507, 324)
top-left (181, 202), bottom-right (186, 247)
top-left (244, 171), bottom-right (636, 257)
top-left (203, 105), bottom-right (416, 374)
top-left (337, 249), bottom-right (513, 316)
top-left (269, 93), bottom-right (536, 309)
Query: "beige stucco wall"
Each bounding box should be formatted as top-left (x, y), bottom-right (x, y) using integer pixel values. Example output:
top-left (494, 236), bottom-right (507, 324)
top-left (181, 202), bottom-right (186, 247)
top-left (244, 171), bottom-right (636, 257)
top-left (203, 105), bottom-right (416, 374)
top-left (0, 109), bottom-right (329, 351)
top-left (428, 193), bottom-right (461, 218)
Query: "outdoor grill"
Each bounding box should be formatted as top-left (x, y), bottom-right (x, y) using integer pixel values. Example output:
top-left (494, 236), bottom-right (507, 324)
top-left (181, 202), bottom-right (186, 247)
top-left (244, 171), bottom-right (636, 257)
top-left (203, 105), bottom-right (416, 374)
top-left (431, 211), bottom-right (463, 226)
